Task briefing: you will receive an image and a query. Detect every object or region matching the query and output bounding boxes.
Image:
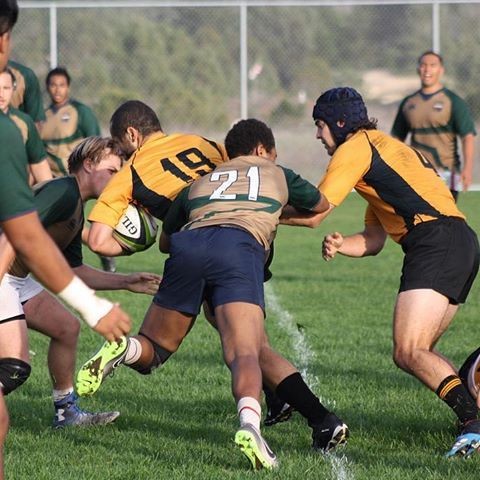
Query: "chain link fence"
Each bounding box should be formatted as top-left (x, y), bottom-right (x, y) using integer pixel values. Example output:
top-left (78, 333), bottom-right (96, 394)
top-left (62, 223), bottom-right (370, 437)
top-left (15, 1), bottom-right (480, 183)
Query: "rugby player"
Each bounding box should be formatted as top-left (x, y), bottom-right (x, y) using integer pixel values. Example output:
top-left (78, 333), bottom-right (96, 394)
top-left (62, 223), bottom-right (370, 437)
top-left (283, 87), bottom-right (480, 458)
top-left (0, 137), bottom-right (161, 427)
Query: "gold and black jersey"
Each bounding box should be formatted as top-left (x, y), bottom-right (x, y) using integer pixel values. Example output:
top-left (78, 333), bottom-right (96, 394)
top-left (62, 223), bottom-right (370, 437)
top-left (319, 129), bottom-right (464, 243)
top-left (89, 131), bottom-right (228, 227)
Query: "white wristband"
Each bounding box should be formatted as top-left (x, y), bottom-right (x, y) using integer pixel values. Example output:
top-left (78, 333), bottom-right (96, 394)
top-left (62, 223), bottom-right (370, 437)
top-left (58, 276), bottom-right (114, 328)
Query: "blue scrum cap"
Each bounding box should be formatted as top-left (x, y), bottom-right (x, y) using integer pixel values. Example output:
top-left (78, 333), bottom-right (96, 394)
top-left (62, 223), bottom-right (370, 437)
top-left (312, 87), bottom-right (368, 145)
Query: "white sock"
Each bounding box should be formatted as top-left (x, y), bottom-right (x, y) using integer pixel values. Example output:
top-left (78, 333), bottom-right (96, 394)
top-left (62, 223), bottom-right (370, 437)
top-left (53, 387), bottom-right (74, 403)
top-left (124, 337), bottom-right (142, 365)
top-left (237, 396), bottom-right (261, 430)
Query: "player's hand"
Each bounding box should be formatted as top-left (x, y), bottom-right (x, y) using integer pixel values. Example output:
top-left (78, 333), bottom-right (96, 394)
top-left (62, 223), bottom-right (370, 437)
top-left (125, 272), bottom-right (162, 295)
top-left (93, 304), bottom-right (131, 341)
top-left (322, 232), bottom-right (344, 261)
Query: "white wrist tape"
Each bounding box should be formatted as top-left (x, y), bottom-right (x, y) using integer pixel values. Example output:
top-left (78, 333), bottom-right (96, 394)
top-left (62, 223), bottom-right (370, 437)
top-left (58, 276), bottom-right (114, 328)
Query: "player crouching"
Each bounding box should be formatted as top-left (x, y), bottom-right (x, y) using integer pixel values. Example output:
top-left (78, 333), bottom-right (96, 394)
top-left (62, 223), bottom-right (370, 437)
top-left (0, 137), bottom-right (161, 427)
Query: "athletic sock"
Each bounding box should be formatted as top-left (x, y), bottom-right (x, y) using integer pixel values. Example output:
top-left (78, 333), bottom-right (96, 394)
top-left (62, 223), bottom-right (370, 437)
top-left (436, 374), bottom-right (479, 424)
top-left (275, 372), bottom-right (329, 426)
top-left (237, 396), bottom-right (261, 430)
top-left (53, 387), bottom-right (74, 404)
top-left (124, 337), bottom-right (142, 365)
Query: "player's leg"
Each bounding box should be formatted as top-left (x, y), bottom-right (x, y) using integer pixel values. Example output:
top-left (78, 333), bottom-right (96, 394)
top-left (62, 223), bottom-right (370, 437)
top-left (215, 302), bottom-right (277, 470)
top-left (0, 275), bottom-right (32, 395)
top-left (0, 391), bottom-right (8, 480)
top-left (23, 288), bottom-right (119, 427)
top-left (77, 229), bottom-right (205, 396)
top-left (260, 341), bottom-right (348, 451)
top-left (393, 289), bottom-right (480, 457)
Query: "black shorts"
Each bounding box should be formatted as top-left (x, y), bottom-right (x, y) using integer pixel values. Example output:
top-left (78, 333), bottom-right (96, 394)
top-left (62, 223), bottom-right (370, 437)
top-left (399, 217), bottom-right (479, 304)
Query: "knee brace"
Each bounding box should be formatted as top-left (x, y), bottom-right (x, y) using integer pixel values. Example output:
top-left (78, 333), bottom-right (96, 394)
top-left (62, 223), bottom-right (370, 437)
top-left (0, 358), bottom-right (31, 395)
top-left (128, 334), bottom-right (173, 375)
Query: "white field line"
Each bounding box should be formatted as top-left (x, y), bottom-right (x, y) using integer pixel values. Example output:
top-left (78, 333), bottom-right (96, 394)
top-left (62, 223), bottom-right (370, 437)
top-left (265, 283), bottom-right (354, 480)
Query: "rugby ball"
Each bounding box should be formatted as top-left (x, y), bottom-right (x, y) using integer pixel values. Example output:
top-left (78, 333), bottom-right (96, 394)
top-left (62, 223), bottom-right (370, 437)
top-left (113, 203), bottom-right (158, 253)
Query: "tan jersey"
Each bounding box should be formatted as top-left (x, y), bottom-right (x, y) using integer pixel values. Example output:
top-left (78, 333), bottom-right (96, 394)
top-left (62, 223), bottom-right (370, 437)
top-left (319, 129), bottom-right (464, 243)
top-left (41, 100), bottom-right (100, 176)
top-left (391, 88), bottom-right (476, 172)
top-left (163, 155), bottom-right (321, 250)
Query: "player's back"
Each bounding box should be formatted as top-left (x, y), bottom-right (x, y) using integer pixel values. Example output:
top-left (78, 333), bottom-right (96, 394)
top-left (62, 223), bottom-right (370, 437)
top-left (183, 155), bottom-right (289, 249)
top-left (90, 131), bottom-right (227, 227)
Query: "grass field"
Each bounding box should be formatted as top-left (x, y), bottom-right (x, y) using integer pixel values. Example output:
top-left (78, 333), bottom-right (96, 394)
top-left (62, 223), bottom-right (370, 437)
top-left (5, 192), bottom-right (480, 480)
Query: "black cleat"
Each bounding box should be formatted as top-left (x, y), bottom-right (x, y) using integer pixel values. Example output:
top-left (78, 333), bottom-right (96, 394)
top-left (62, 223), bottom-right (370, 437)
top-left (311, 413), bottom-right (349, 453)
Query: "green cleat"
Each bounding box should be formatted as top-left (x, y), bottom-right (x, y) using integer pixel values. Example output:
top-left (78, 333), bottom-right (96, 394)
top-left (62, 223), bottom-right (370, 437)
top-left (234, 423), bottom-right (278, 470)
top-left (76, 336), bottom-right (128, 397)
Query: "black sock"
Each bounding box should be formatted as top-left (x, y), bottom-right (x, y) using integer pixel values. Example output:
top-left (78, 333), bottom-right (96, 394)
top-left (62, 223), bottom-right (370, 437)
top-left (436, 375), bottom-right (478, 424)
top-left (275, 372), bottom-right (329, 425)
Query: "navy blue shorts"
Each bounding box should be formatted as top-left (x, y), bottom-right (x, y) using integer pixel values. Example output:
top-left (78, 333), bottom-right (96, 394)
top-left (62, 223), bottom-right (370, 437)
top-left (154, 227), bottom-right (266, 315)
top-left (400, 217), bottom-right (479, 304)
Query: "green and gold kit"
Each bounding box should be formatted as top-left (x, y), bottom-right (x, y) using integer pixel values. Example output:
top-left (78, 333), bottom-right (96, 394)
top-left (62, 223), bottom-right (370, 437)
top-left (8, 107), bottom-right (47, 165)
top-left (41, 100), bottom-right (100, 177)
top-left (8, 60), bottom-right (45, 123)
top-left (391, 88), bottom-right (476, 172)
top-left (0, 112), bottom-right (35, 222)
top-left (163, 155), bottom-right (320, 250)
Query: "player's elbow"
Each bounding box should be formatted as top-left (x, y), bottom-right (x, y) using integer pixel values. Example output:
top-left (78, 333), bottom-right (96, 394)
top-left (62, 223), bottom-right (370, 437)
top-left (87, 235), bottom-right (105, 254)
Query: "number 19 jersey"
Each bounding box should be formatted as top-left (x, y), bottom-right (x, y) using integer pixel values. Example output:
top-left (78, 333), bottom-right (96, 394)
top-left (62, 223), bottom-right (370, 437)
top-left (89, 131), bottom-right (227, 228)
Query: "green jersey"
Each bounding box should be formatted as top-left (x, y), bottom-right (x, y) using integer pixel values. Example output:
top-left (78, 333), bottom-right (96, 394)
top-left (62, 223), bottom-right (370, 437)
top-left (163, 155), bottom-right (320, 250)
top-left (8, 107), bottom-right (47, 165)
top-left (8, 60), bottom-right (45, 123)
top-left (0, 112), bottom-right (35, 222)
top-left (41, 99), bottom-right (101, 177)
top-left (9, 176), bottom-right (84, 277)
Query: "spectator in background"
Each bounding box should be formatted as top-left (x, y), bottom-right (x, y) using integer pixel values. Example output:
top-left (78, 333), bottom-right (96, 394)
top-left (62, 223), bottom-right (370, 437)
top-left (391, 51), bottom-right (476, 201)
top-left (41, 66), bottom-right (116, 272)
top-left (7, 59), bottom-right (45, 129)
top-left (0, 68), bottom-right (52, 184)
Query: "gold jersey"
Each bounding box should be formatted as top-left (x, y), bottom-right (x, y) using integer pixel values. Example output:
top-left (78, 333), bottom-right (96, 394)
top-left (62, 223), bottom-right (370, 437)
top-left (319, 129), bottom-right (464, 243)
top-left (89, 131), bottom-right (228, 227)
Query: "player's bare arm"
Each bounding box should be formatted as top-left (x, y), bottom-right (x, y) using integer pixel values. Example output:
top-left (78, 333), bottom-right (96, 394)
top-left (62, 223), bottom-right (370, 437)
top-left (322, 224), bottom-right (387, 261)
top-left (0, 234), bottom-right (15, 281)
top-left (88, 221), bottom-right (124, 256)
top-left (461, 133), bottom-right (475, 191)
top-left (73, 264), bottom-right (161, 295)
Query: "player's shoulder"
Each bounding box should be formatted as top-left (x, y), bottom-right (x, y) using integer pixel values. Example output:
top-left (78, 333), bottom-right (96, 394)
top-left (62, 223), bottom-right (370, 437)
top-left (8, 60), bottom-right (35, 78)
top-left (34, 176), bottom-right (79, 202)
top-left (9, 107), bottom-right (34, 125)
top-left (401, 89), bottom-right (422, 105)
top-left (70, 99), bottom-right (93, 113)
top-left (442, 87), bottom-right (468, 104)
top-left (0, 112), bottom-right (23, 140)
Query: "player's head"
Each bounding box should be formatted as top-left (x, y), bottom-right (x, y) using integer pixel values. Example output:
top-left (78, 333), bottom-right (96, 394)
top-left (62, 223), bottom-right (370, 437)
top-left (46, 67), bottom-right (71, 105)
top-left (0, 0), bottom-right (19, 71)
top-left (68, 136), bottom-right (125, 200)
top-left (225, 118), bottom-right (277, 161)
top-left (0, 67), bottom-right (15, 113)
top-left (417, 50), bottom-right (444, 90)
top-left (110, 100), bottom-right (163, 156)
top-left (312, 87), bottom-right (375, 153)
